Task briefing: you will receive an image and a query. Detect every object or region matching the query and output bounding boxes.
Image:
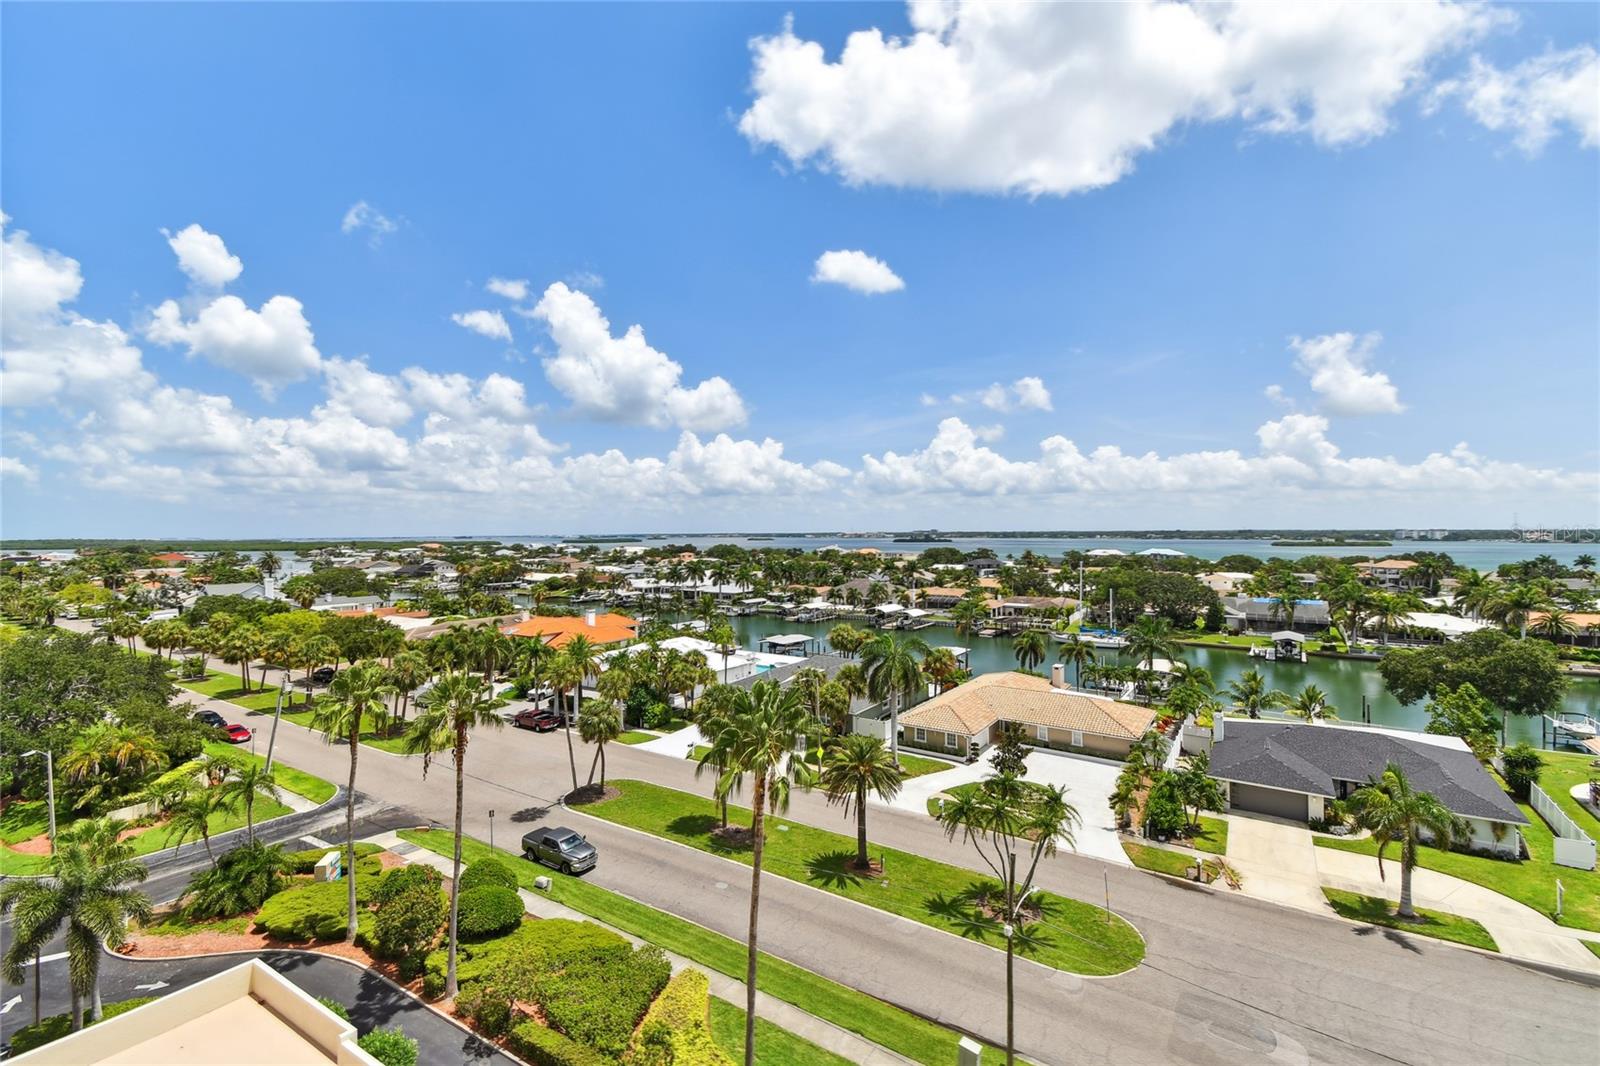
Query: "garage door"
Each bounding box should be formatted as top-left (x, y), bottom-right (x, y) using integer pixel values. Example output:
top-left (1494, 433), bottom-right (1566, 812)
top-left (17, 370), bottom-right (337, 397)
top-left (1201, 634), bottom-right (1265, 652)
top-left (1229, 783), bottom-right (1309, 821)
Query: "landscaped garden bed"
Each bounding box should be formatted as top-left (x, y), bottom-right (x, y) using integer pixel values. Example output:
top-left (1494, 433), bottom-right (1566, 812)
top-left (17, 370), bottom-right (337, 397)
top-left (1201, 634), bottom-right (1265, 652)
top-left (1321, 888), bottom-right (1499, 952)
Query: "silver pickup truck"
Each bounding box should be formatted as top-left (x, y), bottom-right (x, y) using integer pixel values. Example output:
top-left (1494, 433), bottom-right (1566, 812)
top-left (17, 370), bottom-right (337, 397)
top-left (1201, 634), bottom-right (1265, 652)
top-left (521, 826), bottom-right (597, 874)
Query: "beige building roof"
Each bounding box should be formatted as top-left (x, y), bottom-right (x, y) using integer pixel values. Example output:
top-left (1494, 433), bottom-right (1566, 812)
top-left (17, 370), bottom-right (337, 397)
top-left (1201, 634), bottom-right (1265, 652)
top-left (900, 671), bottom-right (1155, 741)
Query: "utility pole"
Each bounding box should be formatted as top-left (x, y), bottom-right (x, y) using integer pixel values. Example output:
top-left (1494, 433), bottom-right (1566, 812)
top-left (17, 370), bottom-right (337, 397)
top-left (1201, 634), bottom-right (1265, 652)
top-left (21, 750), bottom-right (56, 851)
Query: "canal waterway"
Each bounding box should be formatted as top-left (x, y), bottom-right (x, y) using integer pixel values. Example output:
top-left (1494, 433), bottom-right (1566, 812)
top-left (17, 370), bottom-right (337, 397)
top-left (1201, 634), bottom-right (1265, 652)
top-left (714, 612), bottom-right (1597, 749)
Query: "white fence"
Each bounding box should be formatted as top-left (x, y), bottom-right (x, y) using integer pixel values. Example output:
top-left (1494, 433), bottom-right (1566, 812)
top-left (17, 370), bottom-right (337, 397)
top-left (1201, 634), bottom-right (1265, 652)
top-left (1529, 782), bottom-right (1597, 871)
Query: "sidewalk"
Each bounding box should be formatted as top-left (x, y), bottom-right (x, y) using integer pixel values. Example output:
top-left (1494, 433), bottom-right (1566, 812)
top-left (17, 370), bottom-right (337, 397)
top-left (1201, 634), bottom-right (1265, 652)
top-left (362, 830), bottom-right (915, 1066)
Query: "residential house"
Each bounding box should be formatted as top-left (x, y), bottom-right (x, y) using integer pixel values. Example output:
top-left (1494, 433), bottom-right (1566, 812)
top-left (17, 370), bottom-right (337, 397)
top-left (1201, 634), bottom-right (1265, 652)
top-left (502, 609), bottom-right (638, 649)
top-left (1354, 559), bottom-right (1427, 591)
top-left (898, 669), bottom-right (1155, 760)
top-left (1198, 571), bottom-right (1254, 596)
top-left (1207, 718), bottom-right (1527, 855)
top-left (1220, 595), bottom-right (1331, 635)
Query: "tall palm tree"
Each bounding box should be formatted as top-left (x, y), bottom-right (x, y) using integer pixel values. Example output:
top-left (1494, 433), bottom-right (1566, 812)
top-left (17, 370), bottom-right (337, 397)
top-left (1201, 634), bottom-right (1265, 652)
top-left (0, 818), bottom-right (152, 1030)
top-left (707, 621), bottom-right (738, 683)
top-left (1490, 583), bottom-right (1551, 639)
top-left (699, 680), bottom-right (818, 1066)
top-left (555, 635), bottom-right (602, 797)
top-left (312, 659), bottom-right (394, 941)
top-left (166, 788), bottom-right (233, 868)
top-left (860, 632), bottom-right (930, 764)
top-left (1224, 669), bottom-right (1284, 720)
top-left (218, 626), bottom-right (261, 691)
top-left (1451, 569), bottom-right (1496, 619)
top-left (578, 699), bottom-right (623, 788)
top-left (1056, 637), bottom-right (1095, 688)
top-left (818, 734), bottom-right (905, 869)
top-left (1011, 629), bottom-right (1047, 672)
top-left (388, 648), bottom-right (430, 725)
top-left (1368, 592), bottom-right (1417, 646)
top-left (951, 595), bottom-right (987, 639)
top-left (1285, 684), bottom-right (1337, 722)
top-left (1124, 615), bottom-right (1183, 673)
top-left (404, 669), bottom-right (504, 998)
top-left (218, 762), bottom-right (282, 843)
top-left (298, 634), bottom-right (340, 702)
top-left (1534, 607), bottom-right (1576, 642)
top-left (1346, 762), bottom-right (1456, 919)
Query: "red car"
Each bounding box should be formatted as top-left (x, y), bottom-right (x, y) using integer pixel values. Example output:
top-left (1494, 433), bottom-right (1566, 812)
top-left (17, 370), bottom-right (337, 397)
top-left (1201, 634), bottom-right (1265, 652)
top-left (224, 723), bottom-right (252, 744)
top-left (512, 709), bottom-right (562, 733)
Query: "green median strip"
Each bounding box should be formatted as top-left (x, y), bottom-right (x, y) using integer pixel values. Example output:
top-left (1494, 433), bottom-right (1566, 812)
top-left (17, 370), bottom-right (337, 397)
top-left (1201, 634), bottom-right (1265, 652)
top-left (1321, 889), bottom-right (1499, 952)
top-left (1122, 842), bottom-right (1195, 878)
top-left (396, 828), bottom-right (1027, 1066)
top-left (708, 998), bottom-right (854, 1066)
top-left (581, 780), bottom-right (1144, 977)
top-left (201, 739), bottom-right (336, 805)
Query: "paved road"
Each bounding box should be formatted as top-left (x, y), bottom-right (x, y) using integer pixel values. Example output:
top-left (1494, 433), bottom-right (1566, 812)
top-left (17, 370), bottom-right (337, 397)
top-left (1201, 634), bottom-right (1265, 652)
top-left (234, 695), bottom-right (1600, 1066)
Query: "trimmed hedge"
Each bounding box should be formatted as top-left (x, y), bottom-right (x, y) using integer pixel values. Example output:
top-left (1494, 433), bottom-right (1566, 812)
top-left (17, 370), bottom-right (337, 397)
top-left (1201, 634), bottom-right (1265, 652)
top-left (626, 969), bottom-right (730, 1066)
top-left (373, 864), bottom-right (441, 905)
top-left (458, 856), bottom-right (519, 893)
top-left (456, 884), bottom-right (524, 939)
top-left (254, 879), bottom-right (374, 941)
top-left (424, 917), bottom-right (627, 991)
top-left (454, 982), bottom-right (513, 1038)
top-left (357, 1027), bottom-right (419, 1066)
top-left (508, 1020), bottom-right (612, 1066)
top-left (538, 945), bottom-right (673, 1058)
top-left (372, 886), bottom-right (447, 968)
top-left (8, 998), bottom-right (156, 1055)
top-left (286, 842), bottom-right (382, 874)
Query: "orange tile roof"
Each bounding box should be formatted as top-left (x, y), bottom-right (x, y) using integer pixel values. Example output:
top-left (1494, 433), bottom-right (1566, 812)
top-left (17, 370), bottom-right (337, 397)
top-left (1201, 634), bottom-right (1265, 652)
top-left (333, 606), bottom-right (429, 619)
top-left (503, 612), bottom-right (638, 648)
top-left (901, 671), bottom-right (1155, 741)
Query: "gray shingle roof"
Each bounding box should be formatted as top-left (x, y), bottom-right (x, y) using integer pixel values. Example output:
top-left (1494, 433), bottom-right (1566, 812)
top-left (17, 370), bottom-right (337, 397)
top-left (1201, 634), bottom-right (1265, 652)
top-left (1210, 721), bottom-right (1528, 824)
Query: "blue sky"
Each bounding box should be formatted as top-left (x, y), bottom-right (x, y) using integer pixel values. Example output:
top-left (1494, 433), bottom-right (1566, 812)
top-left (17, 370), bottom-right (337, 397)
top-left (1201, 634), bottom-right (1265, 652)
top-left (2, 1), bottom-right (1596, 536)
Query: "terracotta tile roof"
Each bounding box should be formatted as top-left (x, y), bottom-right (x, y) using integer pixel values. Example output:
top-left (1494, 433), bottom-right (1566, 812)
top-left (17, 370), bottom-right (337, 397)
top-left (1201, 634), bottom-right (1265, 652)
top-left (503, 612), bottom-right (638, 648)
top-left (333, 606), bottom-right (429, 619)
top-left (900, 671), bottom-right (1155, 741)
top-left (1358, 559), bottom-right (1418, 570)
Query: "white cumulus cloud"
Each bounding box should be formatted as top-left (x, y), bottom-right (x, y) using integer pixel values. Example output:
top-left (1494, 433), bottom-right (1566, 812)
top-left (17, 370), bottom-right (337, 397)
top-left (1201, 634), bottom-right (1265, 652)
top-left (162, 224), bottom-right (242, 288)
top-left (146, 293), bottom-right (321, 394)
top-left (341, 200), bottom-right (399, 244)
top-left (979, 376), bottom-right (1053, 412)
top-left (811, 249), bottom-right (905, 293)
top-left (0, 456), bottom-right (39, 483)
top-left (1436, 47), bottom-right (1600, 153)
top-left (451, 309), bottom-right (513, 342)
top-left (531, 282), bottom-right (748, 431)
top-left (1290, 332), bottom-right (1404, 416)
top-left (486, 277), bottom-right (530, 301)
top-left (739, 1), bottom-right (1497, 196)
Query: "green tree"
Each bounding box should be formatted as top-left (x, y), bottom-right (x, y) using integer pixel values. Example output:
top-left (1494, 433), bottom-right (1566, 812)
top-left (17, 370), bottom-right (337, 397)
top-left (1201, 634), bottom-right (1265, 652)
top-left (937, 774), bottom-right (1079, 1066)
top-left (578, 698), bottom-right (624, 789)
top-left (1377, 629), bottom-right (1567, 718)
top-left (1423, 683), bottom-right (1500, 759)
top-left (1124, 615), bottom-right (1183, 674)
top-left (166, 788), bottom-right (233, 868)
top-left (989, 721), bottom-right (1030, 777)
top-left (1011, 629), bottom-right (1047, 672)
top-left (1499, 743), bottom-right (1544, 801)
top-left (861, 632), bottom-right (930, 765)
top-left (1346, 762), bottom-right (1457, 919)
top-left (1284, 684), bottom-right (1338, 722)
top-left (0, 818), bottom-right (152, 1030)
top-left (313, 660), bottom-right (394, 941)
top-left (554, 635), bottom-right (602, 797)
top-left (1224, 669), bottom-right (1284, 720)
top-left (59, 723), bottom-right (166, 811)
top-left (403, 669), bottom-right (504, 997)
top-left (1172, 752), bottom-right (1224, 828)
top-left (697, 680), bottom-right (818, 1066)
top-left (1056, 637), bottom-right (1095, 689)
top-left (218, 760), bottom-right (282, 843)
top-left (818, 734), bottom-right (905, 870)
top-left (1489, 584), bottom-right (1551, 639)
top-left (281, 574), bottom-right (321, 610)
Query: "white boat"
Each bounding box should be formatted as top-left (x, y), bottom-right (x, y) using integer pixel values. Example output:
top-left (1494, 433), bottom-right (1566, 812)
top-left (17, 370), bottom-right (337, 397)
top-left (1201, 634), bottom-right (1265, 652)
top-left (1082, 633), bottom-right (1128, 650)
top-left (1554, 716), bottom-right (1599, 739)
top-left (1051, 630), bottom-right (1078, 644)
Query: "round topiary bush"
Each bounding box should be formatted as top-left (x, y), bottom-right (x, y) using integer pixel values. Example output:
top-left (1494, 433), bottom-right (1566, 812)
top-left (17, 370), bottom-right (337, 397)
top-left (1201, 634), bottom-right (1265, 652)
top-left (455, 885), bottom-right (523, 939)
top-left (374, 864), bottom-right (442, 905)
top-left (457, 857), bottom-right (518, 893)
top-left (357, 1027), bottom-right (418, 1066)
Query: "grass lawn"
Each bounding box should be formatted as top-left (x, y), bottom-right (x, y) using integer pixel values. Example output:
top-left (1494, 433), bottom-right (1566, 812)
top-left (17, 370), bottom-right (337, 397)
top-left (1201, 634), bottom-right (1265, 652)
top-left (141, 912), bottom-right (251, 937)
top-left (1122, 843), bottom-right (1195, 878)
top-left (1179, 815), bottom-right (1228, 855)
top-left (708, 999), bottom-right (855, 1066)
top-left (1535, 751), bottom-right (1600, 838)
top-left (201, 739), bottom-right (335, 804)
top-left (397, 828), bottom-right (1027, 1066)
top-left (1583, 940), bottom-right (1600, 961)
top-left (8, 997), bottom-right (157, 1056)
top-left (924, 778), bottom-right (1058, 818)
top-left (584, 780), bottom-right (1144, 976)
top-left (1316, 807), bottom-right (1600, 932)
top-left (617, 730), bottom-right (658, 745)
top-left (1321, 889), bottom-right (1499, 952)
top-left (896, 752), bottom-right (961, 778)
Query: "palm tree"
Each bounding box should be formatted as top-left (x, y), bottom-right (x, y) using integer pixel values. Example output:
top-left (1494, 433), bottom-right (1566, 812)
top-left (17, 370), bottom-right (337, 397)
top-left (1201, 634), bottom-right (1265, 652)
top-left (827, 623), bottom-right (867, 658)
top-left (950, 594), bottom-right (987, 638)
top-left (707, 621), bottom-right (738, 683)
top-left (1490, 584), bottom-right (1551, 639)
top-left (1285, 684), bottom-right (1338, 722)
top-left (860, 632), bottom-right (930, 764)
top-left (1056, 637), bottom-right (1095, 689)
top-left (1451, 569), bottom-right (1496, 620)
top-left (166, 789), bottom-right (232, 868)
top-left (556, 635), bottom-right (602, 798)
top-left (1534, 607), bottom-right (1576, 642)
top-left (1011, 629), bottom-right (1047, 672)
top-left (818, 734), bottom-right (904, 869)
top-left (298, 634), bottom-right (339, 702)
top-left (60, 723), bottom-right (166, 811)
top-left (218, 626), bottom-right (261, 692)
top-left (1575, 554), bottom-right (1596, 577)
top-left (1124, 616), bottom-right (1183, 673)
top-left (312, 659), bottom-right (394, 942)
top-left (1368, 592), bottom-right (1417, 646)
top-left (1346, 762), bottom-right (1456, 919)
top-left (699, 680), bottom-right (818, 1066)
top-left (388, 648), bottom-right (430, 725)
top-left (1224, 669), bottom-right (1283, 720)
top-left (404, 670), bottom-right (504, 998)
top-left (218, 761), bottom-right (282, 842)
top-left (258, 550), bottom-right (282, 580)
top-left (921, 647), bottom-right (962, 693)
top-left (578, 699), bottom-right (623, 788)
top-left (0, 818), bottom-right (152, 1030)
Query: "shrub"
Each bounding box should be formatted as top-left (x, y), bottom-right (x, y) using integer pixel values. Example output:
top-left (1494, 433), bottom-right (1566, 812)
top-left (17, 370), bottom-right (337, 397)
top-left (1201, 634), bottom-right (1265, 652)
top-left (456, 981), bottom-right (513, 1038)
top-left (424, 917), bottom-right (627, 990)
top-left (458, 856), bottom-right (518, 893)
top-left (626, 969), bottom-right (731, 1066)
top-left (185, 840), bottom-right (291, 918)
top-left (372, 885), bottom-right (447, 964)
top-left (254, 880), bottom-right (368, 941)
top-left (317, 996), bottom-right (351, 1021)
top-left (537, 945), bottom-right (672, 1057)
top-left (456, 885), bottom-right (524, 939)
top-left (1500, 742), bottom-right (1545, 800)
top-left (8, 998), bottom-right (156, 1055)
top-left (508, 1020), bottom-right (612, 1066)
top-left (1141, 774), bottom-right (1187, 838)
top-left (285, 842), bottom-right (382, 874)
top-left (373, 864), bottom-right (441, 905)
top-left (422, 969), bottom-right (445, 1000)
top-left (357, 1027), bottom-right (419, 1066)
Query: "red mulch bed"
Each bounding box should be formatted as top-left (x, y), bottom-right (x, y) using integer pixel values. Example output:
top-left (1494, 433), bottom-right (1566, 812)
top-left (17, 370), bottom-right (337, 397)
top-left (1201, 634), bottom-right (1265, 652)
top-left (10, 833), bottom-right (52, 856)
top-left (566, 784), bottom-right (620, 806)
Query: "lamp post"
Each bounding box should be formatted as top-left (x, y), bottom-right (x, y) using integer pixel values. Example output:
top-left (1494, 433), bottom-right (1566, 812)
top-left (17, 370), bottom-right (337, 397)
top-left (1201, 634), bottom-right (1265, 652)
top-left (489, 809), bottom-right (496, 852)
top-left (21, 750), bottom-right (56, 853)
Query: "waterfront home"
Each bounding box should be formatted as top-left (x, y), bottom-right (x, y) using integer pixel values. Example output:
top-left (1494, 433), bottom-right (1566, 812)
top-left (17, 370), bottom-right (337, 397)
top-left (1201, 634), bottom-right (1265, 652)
top-left (1208, 718), bottom-right (1527, 855)
top-left (897, 668), bottom-right (1155, 760)
top-left (1199, 571), bottom-right (1255, 596)
top-left (1221, 595), bottom-right (1332, 634)
top-left (1354, 559), bottom-right (1428, 591)
top-left (502, 609), bottom-right (638, 649)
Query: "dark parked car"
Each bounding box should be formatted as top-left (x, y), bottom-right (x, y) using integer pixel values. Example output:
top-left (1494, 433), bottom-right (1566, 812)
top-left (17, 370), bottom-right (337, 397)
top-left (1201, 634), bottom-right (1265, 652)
top-left (512, 708), bottom-right (562, 732)
top-left (193, 709), bottom-right (227, 728)
top-left (311, 666), bottom-right (337, 685)
top-left (521, 826), bottom-right (597, 874)
top-left (223, 724), bottom-right (252, 744)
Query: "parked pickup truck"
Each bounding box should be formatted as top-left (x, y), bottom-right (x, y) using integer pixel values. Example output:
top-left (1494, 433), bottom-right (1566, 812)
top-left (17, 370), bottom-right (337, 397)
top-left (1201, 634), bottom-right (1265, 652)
top-left (521, 826), bottom-right (597, 875)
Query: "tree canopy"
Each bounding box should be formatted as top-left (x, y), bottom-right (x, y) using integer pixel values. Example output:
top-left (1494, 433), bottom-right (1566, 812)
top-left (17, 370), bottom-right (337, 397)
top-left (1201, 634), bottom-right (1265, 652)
top-left (1377, 629), bottom-right (1566, 716)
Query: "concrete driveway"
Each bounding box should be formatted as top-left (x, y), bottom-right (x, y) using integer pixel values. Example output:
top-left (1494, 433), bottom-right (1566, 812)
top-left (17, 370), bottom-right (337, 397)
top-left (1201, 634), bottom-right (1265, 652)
top-left (1224, 815), bottom-right (1327, 910)
top-left (891, 750), bottom-right (1129, 867)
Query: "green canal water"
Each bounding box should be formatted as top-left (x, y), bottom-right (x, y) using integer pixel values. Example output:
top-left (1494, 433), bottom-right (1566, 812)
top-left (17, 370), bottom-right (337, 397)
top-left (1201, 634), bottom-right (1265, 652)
top-left (716, 613), bottom-right (1597, 749)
